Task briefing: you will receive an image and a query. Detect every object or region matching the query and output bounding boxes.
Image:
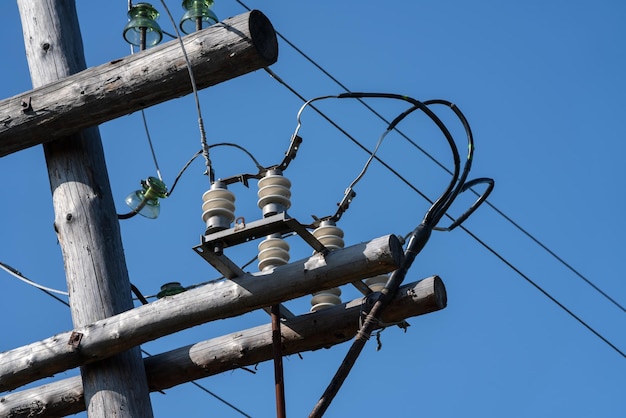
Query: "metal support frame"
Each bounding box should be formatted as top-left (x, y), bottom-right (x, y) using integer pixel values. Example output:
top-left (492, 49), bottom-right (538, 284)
top-left (193, 212), bottom-right (372, 298)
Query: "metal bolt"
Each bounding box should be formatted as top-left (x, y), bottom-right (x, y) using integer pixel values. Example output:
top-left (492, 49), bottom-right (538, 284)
top-left (20, 97), bottom-right (32, 113)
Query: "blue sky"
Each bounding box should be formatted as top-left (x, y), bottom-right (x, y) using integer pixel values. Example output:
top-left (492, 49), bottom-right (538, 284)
top-left (1, 1), bottom-right (625, 417)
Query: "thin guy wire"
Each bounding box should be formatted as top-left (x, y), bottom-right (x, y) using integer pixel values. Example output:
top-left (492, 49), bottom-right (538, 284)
top-left (141, 110), bottom-right (163, 181)
top-left (263, 67), bottom-right (625, 359)
top-left (234, 0), bottom-right (625, 315)
top-left (190, 381), bottom-right (253, 418)
top-left (0, 261), bottom-right (69, 296)
top-left (158, 0), bottom-right (212, 180)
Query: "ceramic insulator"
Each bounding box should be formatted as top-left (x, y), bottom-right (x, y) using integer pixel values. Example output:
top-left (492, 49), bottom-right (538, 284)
top-left (364, 274), bottom-right (388, 292)
top-left (310, 287), bottom-right (342, 312)
top-left (258, 235), bottom-right (290, 272)
top-left (310, 221), bottom-right (344, 312)
top-left (312, 223), bottom-right (344, 250)
top-left (201, 182), bottom-right (235, 233)
top-left (257, 170), bottom-right (291, 217)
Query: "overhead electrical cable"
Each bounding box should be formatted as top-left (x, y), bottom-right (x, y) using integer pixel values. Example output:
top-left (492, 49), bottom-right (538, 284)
top-left (457, 223), bottom-right (626, 358)
top-left (0, 261), bottom-right (68, 296)
top-left (261, 54), bottom-right (625, 361)
top-left (157, 0), bottom-right (213, 181)
top-left (309, 91), bottom-right (484, 416)
top-left (234, 0), bottom-right (625, 315)
top-left (233, 1), bottom-right (624, 355)
top-left (264, 68), bottom-right (436, 207)
top-left (140, 110), bottom-right (163, 181)
top-left (189, 381), bottom-right (252, 418)
top-left (110, 3), bottom-right (624, 415)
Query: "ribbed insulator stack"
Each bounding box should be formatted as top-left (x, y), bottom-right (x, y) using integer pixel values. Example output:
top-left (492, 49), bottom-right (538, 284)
top-left (364, 274), bottom-right (388, 292)
top-left (310, 287), bottom-right (342, 312)
top-left (258, 234), bottom-right (290, 272)
top-left (257, 169), bottom-right (291, 217)
top-left (310, 220), bottom-right (343, 312)
top-left (257, 170), bottom-right (291, 272)
top-left (201, 181), bottom-right (235, 233)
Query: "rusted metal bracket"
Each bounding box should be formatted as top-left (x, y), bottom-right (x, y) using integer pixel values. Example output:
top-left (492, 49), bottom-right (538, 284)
top-left (68, 331), bottom-right (83, 349)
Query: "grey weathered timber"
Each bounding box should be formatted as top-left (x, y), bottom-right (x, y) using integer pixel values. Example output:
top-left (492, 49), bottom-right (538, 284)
top-left (0, 234), bottom-right (403, 393)
top-left (0, 10), bottom-right (277, 157)
top-left (17, 1), bottom-right (154, 416)
top-left (0, 277), bottom-right (446, 417)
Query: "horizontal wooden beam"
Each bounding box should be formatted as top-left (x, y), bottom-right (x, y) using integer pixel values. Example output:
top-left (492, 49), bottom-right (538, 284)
top-left (0, 10), bottom-right (278, 157)
top-left (0, 277), bottom-right (446, 417)
top-left (0, 234), bottom-right (403, 392)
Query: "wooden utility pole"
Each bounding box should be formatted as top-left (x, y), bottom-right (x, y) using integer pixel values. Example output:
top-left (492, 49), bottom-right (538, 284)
top-left (0, 10), bottom-right (279, 157)
top-left (0, 234), bottom-right (402, 393)
top-left (0, 276), bottom-right (447, 417)
top-left (2, 2), bottom-right (449, 416)
top-left (16, 1), bottom-right (153, 416)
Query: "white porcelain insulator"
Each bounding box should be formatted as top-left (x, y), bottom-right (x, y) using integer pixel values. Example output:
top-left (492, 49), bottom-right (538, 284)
top-left (310, 222), bottom-right (344, 311)
top-left (201, 186), bottom-right (236, 232)
top-left (311, 288), bottom-right (342, 312)
top-left (364, 274), bottom-right (388, 292)
top-left (312, 224), bottom-right (345, 251)
top-left (257, 173), bottom-right (291, 216)
top-left (258, 236), bottom-right (290, 272)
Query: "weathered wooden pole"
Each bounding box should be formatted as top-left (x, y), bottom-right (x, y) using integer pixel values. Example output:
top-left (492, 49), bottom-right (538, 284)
top-left (16, 1), bottom-right (153, 416)
top-left (0, 234), bottom-right (403, 392)
top-left (0, 10), bottom-right (278, 157)
top-left (0, 277), bottom-right (447, 417)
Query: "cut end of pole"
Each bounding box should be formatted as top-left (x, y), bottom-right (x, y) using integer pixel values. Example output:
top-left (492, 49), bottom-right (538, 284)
top-left (433, 275), bottom-right (448, 308)
top-left (248, 10), bottom-right (278, 66)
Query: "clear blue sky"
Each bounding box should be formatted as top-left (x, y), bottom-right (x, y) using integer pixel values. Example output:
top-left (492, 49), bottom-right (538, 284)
top-left (1, 1), bottom-right (625, 417)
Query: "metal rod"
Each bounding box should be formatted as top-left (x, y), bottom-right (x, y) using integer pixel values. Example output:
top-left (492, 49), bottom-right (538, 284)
top-left (271, 304), bottom-right (287, 418)
top-left (140, 27), bottom-right (147, 51)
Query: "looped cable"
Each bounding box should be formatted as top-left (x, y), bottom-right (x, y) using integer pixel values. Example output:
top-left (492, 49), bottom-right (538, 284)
top-left (293, 93), bottom-right (465, 224)
top-left (434, 177), bottom-right (495, 231)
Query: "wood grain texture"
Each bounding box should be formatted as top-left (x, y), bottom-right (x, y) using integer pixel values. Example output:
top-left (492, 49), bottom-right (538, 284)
top-left (0, 10), bottom-right (277, 157)
top-left (0, 234), bottom-right (403, 393)
top-left (16, 0), bottom-right (153, 416)
top-left (0, 277), bottom-right (445, 417)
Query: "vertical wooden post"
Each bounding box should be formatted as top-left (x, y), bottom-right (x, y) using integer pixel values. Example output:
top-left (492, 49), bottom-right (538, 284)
top-left (17, 1), bottom-right (153, 416)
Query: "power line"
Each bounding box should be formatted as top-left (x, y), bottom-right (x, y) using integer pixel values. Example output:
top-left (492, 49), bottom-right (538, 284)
top-left (457, 224), bottom-right (625, 358)
top-left (264, 69), bottom-right (625, 359)
top-left (0, 261), bottom-right (68, 296)
top-left (235, 6), bottom-right (624, 358)
top-left (140, 345), bottom-right (253, 418)
top-left (190, 381), bottom-right (252, 418)
top-left (235, 0), bottom-right (625, 316)
top-left (157, 0), bottom-right (213, 181)
top-left (140, 110), bottom-right (163, 181)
